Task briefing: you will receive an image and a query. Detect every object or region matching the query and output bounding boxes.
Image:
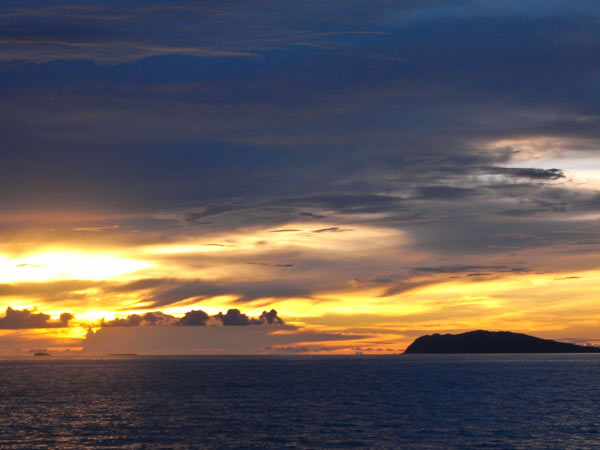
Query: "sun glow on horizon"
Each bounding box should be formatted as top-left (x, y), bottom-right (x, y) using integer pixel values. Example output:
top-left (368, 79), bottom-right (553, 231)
top-left (2, 223), bottom-right (600, 354)
top-left (0, 251), bottom-right (151, 283)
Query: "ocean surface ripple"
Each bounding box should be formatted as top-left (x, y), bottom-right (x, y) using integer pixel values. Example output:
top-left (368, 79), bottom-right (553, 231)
top-left (0, 354), bottom-right (599, 449)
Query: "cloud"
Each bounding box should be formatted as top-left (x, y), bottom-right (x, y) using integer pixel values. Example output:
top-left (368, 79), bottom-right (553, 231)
top-left (177, 309), bottom-right (209, 326)
top-left (73, 224), bottom-right (119, 232)
top-left (0, 307), bottom-right (74, 329)
top-left (412, 265), bottom-right (530, 275)
top-left (103, 278), bottom-right (166, 293)
top-left (246, 262), bottom-right (295, 267)
top-left (0, 3), bottom-right (396, 64)
top-left (99, 308), bottom-right (284, 328)
top-left (59, 312), bottom-right (74, 324)
top-left (215, 308), bottom-right (285, 326)
top-left (101, 278), bottom-right (326, 308)
top-left (216, 309), bottom-right (251, 326)
top-left (101, 311), bottom-right (177, 327)
top-left (259, 309), bottom-right (284, 325)
top-left (312, 227), bottom-right (353, 233)
top-left (414, 186), bottom-right (478, 200)
top-left (0, 39), bottom-right (256, 64)
top-left (485, 167), bottom-right (566, 180)
top-left (0, 280), bottom-right (102, 299)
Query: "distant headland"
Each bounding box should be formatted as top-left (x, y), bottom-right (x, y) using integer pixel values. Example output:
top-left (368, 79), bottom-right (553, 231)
top-left (404, 330), bottom-right (600, 354)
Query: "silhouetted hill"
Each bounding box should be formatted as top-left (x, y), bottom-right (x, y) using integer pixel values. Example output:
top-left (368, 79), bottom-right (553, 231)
top-left (404, 330), bottom-right (600, 354)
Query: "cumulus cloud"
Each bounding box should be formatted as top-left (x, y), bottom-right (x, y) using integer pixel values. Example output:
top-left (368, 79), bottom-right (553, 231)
top-left (177, 310), bottom-right (209, 326)
top-left (259, 309), bottom-right (284, 325)
top-left (0, 307), bottom-right (74, 329)
top-left (214, 308), bottom-right (285, 326)
top-left (216, 309), bottom-right (251, 326)
top-left (101, 311), bottom-right (177, 327)
top-left (99, 308), bottom-right (284, 327)
top-left (59, 312), bottom-right (74, 325)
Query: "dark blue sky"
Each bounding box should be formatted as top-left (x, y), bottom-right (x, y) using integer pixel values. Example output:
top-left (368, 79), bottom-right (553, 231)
top-left (2, 1), bottom-right (598, 214)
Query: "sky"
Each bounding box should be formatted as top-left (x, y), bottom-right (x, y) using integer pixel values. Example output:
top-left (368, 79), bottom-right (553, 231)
top-left (1, 0), bottom-right (600, 354)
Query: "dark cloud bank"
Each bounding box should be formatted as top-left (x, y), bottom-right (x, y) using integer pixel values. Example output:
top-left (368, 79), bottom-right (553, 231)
top-left (1, 0), bottom-right (597, 224)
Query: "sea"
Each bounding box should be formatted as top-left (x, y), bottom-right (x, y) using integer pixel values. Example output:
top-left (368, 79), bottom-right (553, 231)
top-left (0, 354), bottom-right (598, 449)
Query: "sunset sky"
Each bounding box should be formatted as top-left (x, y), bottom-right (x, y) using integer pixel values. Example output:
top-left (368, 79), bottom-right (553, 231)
top-left (2, 1), bottom-right (600, 354)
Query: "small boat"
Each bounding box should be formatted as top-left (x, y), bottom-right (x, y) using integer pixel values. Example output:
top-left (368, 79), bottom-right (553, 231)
top-left (33, 352), bottom-right (50, 357)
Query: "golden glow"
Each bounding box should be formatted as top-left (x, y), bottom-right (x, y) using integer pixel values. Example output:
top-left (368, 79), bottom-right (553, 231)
top-left (0, 250), bottom-right (150, 283)
top-left (142, 222), bottom-right (403, 255)
top-left (3, 219), bottom-right (600, 354)
top-left (144, 244), bottom-right (228, 254)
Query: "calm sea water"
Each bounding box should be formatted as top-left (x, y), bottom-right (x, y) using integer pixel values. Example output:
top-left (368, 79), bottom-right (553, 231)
top-left (0, 354), bottom-right (599, 449)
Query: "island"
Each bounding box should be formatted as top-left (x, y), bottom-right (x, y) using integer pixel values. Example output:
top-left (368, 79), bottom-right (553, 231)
top-left (403, 330), bottom-right (600, 354)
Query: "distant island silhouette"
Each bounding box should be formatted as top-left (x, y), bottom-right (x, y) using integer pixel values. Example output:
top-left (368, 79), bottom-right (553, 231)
top-left (404, 330), bottom-right (600, 354)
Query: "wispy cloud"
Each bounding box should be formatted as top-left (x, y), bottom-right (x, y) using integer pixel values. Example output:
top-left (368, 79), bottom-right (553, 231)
top-left (0, 39), bottom-right (257, 64)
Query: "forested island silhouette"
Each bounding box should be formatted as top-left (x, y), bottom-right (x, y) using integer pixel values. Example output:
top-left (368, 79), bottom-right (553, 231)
top-left (404, 330), bottom-right (600, 354)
